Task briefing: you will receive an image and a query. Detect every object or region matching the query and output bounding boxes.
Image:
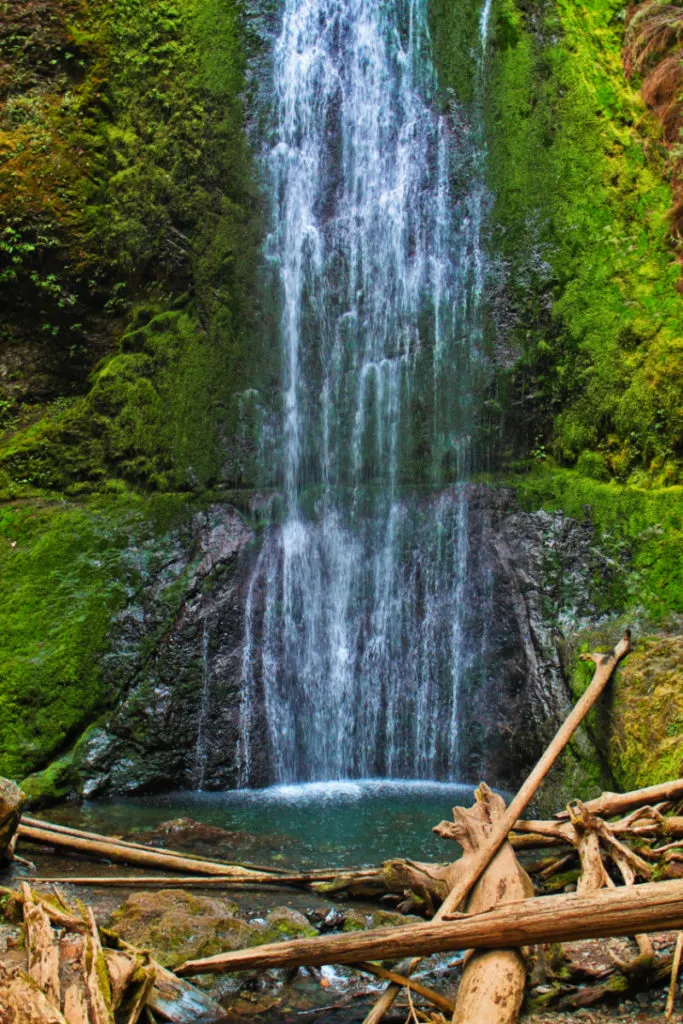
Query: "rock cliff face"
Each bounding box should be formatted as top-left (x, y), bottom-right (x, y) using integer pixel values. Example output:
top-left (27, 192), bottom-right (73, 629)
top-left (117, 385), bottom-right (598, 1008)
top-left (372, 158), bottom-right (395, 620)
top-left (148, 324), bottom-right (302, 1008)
top-left (66, 485), bottom-right (611, 800)
top-left (73, 504), bottom-right (256, 796)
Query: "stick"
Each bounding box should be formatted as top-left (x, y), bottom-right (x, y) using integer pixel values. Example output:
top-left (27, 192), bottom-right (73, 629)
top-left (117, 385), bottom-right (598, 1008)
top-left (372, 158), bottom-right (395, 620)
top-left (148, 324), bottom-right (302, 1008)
top-left (666, 931), bottom-right (683, 1019)
top-left (363, 629), bottom-right (632, 1024)
top-left (176, 877), bottom-right (683, 976)
top-left (352, 962), bottom-right (455, 1014)
top-left (27, 871), bottom-right (374, 887)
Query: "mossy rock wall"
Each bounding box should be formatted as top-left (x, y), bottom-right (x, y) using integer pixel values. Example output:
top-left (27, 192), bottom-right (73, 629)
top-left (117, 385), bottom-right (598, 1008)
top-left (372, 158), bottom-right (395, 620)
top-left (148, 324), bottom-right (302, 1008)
top-left (432, 0), bottom-right (683, 484)
top-left (0, 0), bottom-right (274, 494)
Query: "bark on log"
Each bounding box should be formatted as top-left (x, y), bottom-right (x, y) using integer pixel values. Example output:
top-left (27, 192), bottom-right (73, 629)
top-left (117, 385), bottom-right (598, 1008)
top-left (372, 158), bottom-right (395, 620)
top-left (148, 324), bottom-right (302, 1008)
top-left (0, 962), bottom-right (67, 1024)
top-left (0, 777), bottom-right (25, 865)
top-left (176, 877), bottom-right (683, 976)
top-left (555, 779), bottom-right (683, 820)
top-left (22, 884), bottom-right (60, 1009)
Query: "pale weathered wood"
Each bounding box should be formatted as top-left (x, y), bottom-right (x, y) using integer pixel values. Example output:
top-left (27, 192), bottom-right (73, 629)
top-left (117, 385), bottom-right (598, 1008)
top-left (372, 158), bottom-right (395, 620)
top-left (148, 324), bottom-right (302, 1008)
top-left (176, 877), bottom-right (683, 976)
top-left (666, 931), bottom-right (683, 1020)
top-left (0, 962), bottom-right (67, 1024)
top-left (104, 949), bottom-right (141, 1012)
top-left (60, 933), bottom-right (90, 1024)
top-left (364, 630), bottom-right (632, 1024)
top-left (18, 824), bottom-right (267, 879)
top-left (451, 786), bottom-right (530, 1024)
top-left (122, 965), bottom-right (156, 1024)
top-left (147, 963), bottom-right (223, 1023)
top-left (84, 906), bottom-right (114, 1024)
top-left (555, 779), bottom-right (683, 820)
top-left (0, 884), bottom-right (87, 932)
top-left (0, 777), bottom-right (25, 864)
top-left (22, 883), bottom-right (60, 1008)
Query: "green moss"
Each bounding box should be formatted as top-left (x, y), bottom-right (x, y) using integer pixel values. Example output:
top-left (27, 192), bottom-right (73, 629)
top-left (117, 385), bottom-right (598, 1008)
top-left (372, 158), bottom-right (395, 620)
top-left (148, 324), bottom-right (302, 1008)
top-left (0, 491), bottom-right (197, 780)
top-left (605, 635), bottom-right (683, 789)
top-left (509, 466), bottom-right (683, 620)
top-left (473, 0), bottom-right (683, 478)
top-left (21, 751), bottom-right (79, 807)
top-left (0, 0), bottom-right (269, 493)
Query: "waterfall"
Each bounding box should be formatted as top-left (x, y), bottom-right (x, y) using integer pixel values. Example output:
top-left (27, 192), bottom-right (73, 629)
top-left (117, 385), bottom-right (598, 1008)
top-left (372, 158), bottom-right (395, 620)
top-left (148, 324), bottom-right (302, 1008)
top-left (238, 0), bottom-right (493, 785)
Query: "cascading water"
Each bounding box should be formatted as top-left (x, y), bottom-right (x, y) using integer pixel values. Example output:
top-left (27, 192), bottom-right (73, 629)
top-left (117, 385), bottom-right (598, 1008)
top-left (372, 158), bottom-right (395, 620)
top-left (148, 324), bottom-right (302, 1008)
top-left (238, 0), bottom-right (493, 785)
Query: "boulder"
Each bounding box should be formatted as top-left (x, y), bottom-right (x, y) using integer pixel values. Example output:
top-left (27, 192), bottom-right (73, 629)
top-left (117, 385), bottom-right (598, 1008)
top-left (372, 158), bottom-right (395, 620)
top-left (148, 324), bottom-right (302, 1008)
top-left (108, 889), bottom-right (259, 969)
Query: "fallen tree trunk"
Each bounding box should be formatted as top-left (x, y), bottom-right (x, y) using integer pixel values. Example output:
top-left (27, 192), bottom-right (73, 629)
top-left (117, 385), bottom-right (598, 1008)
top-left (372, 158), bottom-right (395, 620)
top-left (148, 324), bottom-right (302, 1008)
top-left (28, 870), bottom-right (380, 888)
top-left (17, 825), bottom-right (271, 879)
top-left (177, 877), bottom-right (683, 976)
top-left (20, 816), bottom-right (288, 874)
top-left (555, 779), bottom-right (683, 820)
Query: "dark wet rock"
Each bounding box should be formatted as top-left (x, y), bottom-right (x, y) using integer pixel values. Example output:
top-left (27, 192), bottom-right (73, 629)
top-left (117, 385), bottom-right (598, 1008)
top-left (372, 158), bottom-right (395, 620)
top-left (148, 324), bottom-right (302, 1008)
top-left (73, 503), bottom-right (256, 796)
top-left (68, 485), bottom-right (616, 802)
top-left (443, 484), bottom-right (611, 802)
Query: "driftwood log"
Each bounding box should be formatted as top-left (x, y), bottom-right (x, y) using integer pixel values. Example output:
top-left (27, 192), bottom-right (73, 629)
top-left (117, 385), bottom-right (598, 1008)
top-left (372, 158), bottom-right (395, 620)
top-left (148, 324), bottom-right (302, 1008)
top-left (0, 777), bottom-right (25, 865)
top-left (555, 779), bottom-right (683, 820)
top-left (0, 885), bottom-right (223, 1024)
top-left (448, 786), bottom-right (533, 1024)
top-left (0, 961), bottom-right (68, 1023)
top-left (176, 877), bottom-right (683, 975)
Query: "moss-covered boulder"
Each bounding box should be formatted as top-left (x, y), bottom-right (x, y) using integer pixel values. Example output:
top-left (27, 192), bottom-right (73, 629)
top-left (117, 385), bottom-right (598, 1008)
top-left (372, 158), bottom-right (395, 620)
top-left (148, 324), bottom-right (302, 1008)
top-left (264, 907), bottom-right (318, 941)
top-left (108, 889), bottom-right (257, 969)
